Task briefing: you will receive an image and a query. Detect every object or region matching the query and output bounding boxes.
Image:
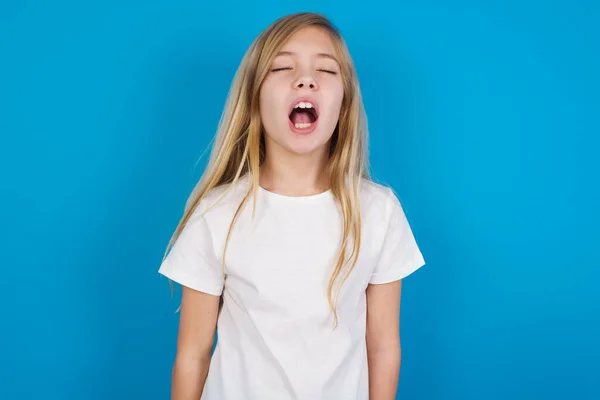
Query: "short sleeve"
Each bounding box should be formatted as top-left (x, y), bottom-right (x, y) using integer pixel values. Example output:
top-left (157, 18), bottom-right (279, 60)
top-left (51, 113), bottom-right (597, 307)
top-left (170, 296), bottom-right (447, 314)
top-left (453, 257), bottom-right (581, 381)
top-left (158, 208), bottom-right (224, 296)
top-left (369, 188), bottom-right (426, 284)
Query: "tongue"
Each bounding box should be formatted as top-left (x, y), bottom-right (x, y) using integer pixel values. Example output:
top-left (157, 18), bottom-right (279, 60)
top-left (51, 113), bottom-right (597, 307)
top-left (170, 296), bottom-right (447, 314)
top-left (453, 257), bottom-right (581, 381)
top-left (290, 110), bottom-right (314, 124)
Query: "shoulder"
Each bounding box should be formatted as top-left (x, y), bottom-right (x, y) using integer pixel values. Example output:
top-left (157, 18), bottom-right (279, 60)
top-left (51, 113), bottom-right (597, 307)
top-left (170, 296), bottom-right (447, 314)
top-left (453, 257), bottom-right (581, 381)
top-left (358, 178), bottom-right (413, 233)
top-left (189, 175), bottom-right (251, 221)
top-left (359, 178), bottom-right (398, 215)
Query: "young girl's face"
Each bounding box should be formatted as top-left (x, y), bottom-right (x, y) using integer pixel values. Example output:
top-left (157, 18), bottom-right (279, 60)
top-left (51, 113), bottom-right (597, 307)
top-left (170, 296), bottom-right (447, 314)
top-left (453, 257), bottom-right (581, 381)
top-left (259, 26), bottom-right (344, 157)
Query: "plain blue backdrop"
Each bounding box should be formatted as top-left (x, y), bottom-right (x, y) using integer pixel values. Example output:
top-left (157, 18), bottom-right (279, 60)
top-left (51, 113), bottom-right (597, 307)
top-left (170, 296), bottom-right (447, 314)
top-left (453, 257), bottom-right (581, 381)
top-left (1, 1), bottom-right (598, 399)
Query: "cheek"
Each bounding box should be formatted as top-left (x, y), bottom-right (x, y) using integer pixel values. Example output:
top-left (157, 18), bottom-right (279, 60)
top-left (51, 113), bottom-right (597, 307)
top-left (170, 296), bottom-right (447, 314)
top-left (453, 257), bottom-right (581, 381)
top-left (259, 81), bottom-right (285, 122)
top-left (323, 83), bottom-right (344, 120)
top-left (258, 85), bottom-right (271, 116)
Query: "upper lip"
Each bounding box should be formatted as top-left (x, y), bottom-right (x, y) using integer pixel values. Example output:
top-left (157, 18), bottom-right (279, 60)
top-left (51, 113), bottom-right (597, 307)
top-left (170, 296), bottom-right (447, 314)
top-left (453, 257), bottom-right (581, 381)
top-left (288, 96), bottom-right (319, 118)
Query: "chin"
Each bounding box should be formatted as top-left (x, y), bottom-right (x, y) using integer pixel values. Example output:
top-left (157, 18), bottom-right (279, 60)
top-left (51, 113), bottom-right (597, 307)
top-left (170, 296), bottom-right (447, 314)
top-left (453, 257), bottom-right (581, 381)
top-left (285, 146), bottom-right (322, 156)
top-left (283, 133), bottom-right (330, 156)
top-left (263, 120), bottom-right (333, 157)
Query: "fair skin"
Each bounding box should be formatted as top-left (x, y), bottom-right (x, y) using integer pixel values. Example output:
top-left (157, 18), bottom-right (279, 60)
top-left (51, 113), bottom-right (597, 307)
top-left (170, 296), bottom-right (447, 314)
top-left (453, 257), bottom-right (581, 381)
top-left (258, 26), bottom-right (343, 196)
top-left (171, 288), bottom-right (219, 399)
top-left (170, 26), bottom-right (403, 400)
top-left (367, 280), bottom-right (403, 399)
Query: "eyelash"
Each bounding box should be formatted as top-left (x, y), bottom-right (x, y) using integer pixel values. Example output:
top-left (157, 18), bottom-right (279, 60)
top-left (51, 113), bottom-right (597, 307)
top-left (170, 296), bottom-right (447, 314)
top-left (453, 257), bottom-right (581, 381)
top-left (271, 67), bottom-right (338, 75)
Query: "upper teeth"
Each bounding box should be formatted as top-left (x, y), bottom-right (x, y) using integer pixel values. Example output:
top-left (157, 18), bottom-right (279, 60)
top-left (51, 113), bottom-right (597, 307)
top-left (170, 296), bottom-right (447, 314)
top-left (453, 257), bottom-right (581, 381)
top-left (294, 101), bottom-right (314, 109)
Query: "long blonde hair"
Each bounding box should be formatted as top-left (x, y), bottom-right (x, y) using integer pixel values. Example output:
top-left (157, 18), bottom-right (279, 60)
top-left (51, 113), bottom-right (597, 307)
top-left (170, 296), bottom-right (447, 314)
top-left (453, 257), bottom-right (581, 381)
top-left (163, 12), bottom-right (370, 325)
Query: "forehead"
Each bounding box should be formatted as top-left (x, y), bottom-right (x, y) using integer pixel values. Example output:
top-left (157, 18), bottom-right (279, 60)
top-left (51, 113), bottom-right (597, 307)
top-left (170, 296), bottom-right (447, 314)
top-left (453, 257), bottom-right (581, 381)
top-left (278, 26), bottom-right (337, 54)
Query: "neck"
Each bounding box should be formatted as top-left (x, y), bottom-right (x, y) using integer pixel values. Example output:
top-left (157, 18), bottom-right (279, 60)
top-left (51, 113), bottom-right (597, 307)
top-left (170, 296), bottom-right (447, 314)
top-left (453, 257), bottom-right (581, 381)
top-left (259, 144), bottom-right (330, 197)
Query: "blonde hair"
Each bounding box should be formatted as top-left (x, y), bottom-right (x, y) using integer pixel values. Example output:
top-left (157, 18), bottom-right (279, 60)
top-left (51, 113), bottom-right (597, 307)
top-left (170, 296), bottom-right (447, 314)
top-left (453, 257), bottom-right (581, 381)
top-left (163, 12), bottom-right (370, 325)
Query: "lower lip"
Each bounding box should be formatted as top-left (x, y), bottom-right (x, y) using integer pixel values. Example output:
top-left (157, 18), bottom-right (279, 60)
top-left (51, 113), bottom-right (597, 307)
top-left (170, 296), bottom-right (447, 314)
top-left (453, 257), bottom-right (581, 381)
top-left (288, 118), bottom-right (319, 135)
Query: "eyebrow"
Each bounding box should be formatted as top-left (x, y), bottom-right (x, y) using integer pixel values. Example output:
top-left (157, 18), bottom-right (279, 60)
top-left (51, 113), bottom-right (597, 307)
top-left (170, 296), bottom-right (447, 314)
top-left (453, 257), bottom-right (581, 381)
top-left (275, 51), bottom-right (339, 64)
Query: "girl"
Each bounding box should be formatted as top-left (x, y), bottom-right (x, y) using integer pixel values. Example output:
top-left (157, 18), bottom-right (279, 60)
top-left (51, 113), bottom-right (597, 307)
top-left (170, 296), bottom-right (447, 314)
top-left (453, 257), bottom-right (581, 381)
top-left (158, 12), bottom-right (425, 400)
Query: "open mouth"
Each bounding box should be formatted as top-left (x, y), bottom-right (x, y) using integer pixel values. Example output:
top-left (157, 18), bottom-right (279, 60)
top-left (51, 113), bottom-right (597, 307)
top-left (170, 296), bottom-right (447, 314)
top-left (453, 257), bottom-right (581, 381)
top-left (288, 100), bottom-right (319, 130)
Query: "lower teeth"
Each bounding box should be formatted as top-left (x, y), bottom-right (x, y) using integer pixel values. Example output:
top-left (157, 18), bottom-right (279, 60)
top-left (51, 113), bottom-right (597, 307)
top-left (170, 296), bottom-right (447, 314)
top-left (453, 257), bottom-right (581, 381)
top-left (294, 122), bottom-right (312, 129)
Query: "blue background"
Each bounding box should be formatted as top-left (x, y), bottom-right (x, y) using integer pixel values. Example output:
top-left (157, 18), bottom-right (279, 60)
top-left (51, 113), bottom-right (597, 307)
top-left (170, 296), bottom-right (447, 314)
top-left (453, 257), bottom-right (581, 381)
top-left (1, 1), bottom-right (598, 399)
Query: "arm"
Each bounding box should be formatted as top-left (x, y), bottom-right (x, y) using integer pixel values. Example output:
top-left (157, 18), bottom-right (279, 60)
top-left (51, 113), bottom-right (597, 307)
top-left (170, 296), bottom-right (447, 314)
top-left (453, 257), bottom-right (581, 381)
top-left (366, 279), bottom-right (402, 400)
top-left (171, 286), bottom-right (220, 400)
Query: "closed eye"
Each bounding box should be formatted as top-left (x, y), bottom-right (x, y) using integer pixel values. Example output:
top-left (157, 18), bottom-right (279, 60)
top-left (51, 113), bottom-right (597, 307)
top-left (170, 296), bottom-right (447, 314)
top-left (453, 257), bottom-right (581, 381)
top-left (271, 67), bottom-right (292, 72)
top-left (317, 69), bottom-right (338, 74)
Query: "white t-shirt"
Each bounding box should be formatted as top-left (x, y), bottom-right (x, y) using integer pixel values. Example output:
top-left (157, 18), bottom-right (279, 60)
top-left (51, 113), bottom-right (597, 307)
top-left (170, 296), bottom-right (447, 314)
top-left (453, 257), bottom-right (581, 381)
top-left (158, 174), bottom-right (425, 400)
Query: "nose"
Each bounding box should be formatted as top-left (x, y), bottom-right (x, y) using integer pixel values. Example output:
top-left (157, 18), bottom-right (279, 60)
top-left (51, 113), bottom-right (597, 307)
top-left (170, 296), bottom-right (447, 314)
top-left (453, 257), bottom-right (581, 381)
top-left (294, 73), bottom-right (318, 90)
